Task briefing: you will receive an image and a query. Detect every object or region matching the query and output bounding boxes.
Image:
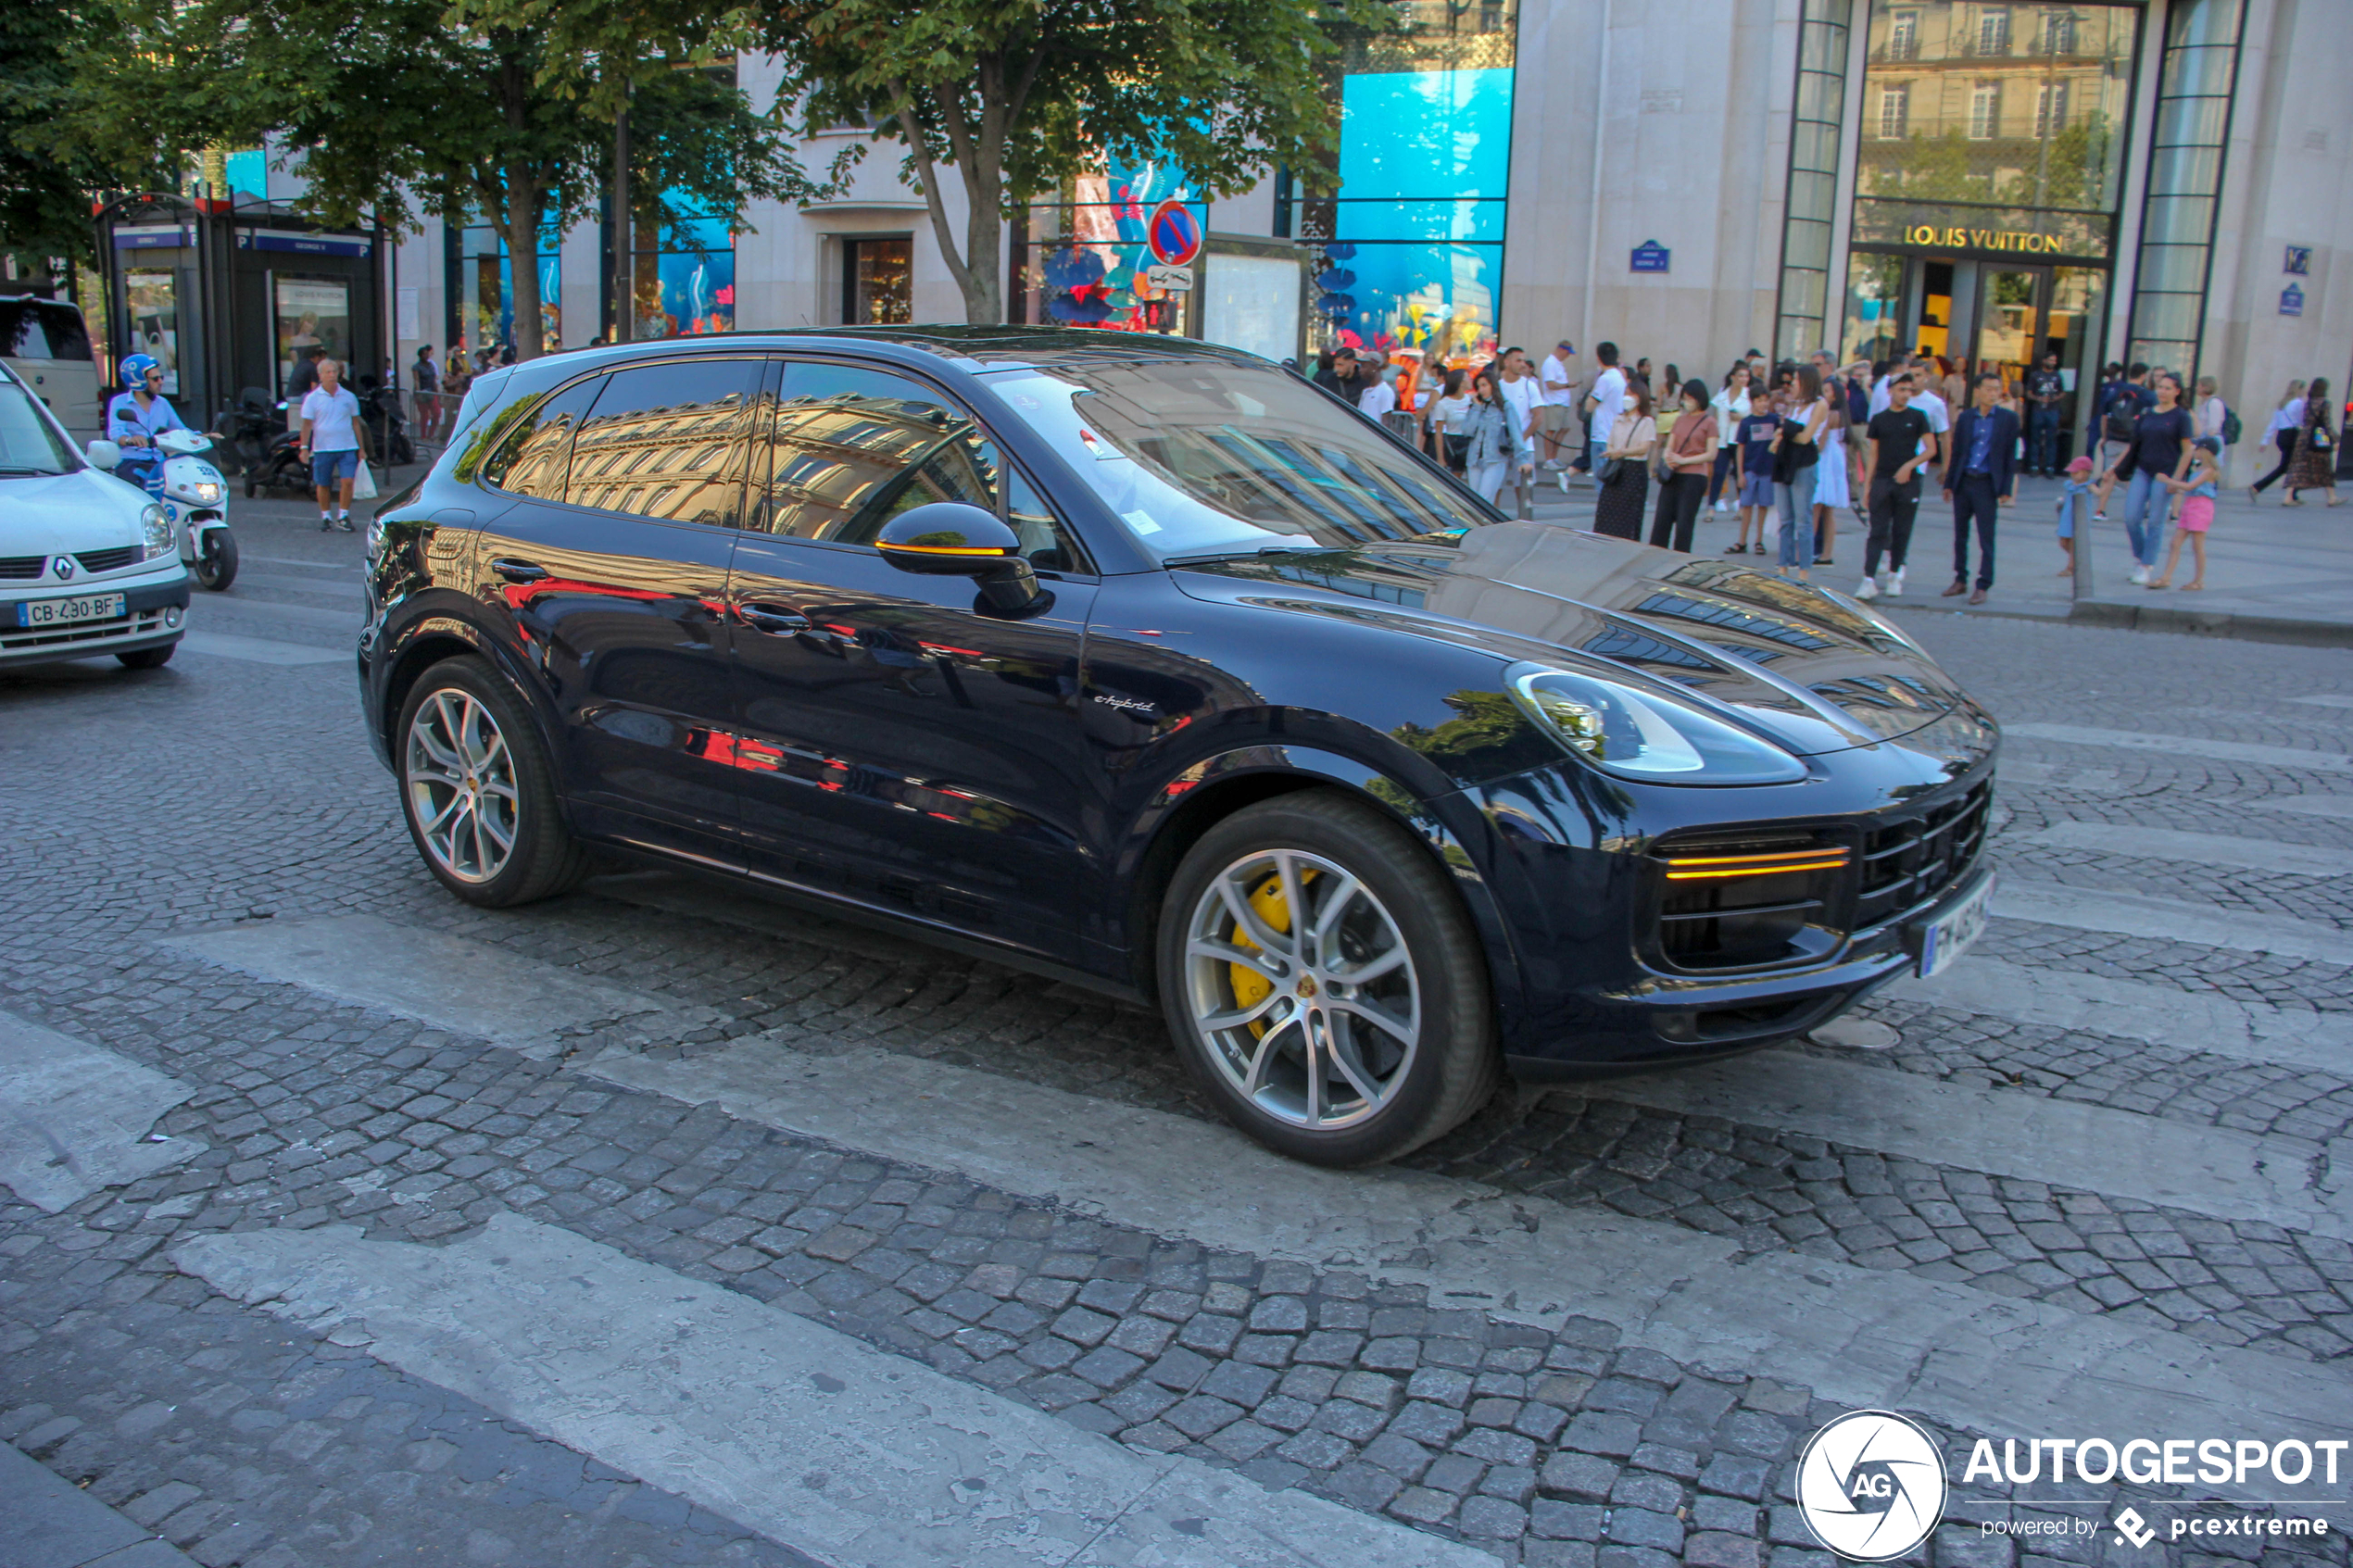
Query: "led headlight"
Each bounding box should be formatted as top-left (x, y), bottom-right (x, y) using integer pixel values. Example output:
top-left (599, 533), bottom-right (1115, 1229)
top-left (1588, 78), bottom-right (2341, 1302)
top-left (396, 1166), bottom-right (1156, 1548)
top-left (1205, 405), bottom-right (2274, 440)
top-left (192, 480), bottom-right (222, 504)
top-left (140, 503), bottom-right (175, 560)
top-left (1505, 662), bottom-right (1808, 785)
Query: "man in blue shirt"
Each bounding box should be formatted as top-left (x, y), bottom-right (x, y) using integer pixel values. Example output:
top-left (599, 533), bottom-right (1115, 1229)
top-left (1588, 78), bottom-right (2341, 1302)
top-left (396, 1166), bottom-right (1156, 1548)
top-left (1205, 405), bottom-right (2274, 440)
top-left (1943, 371), bottom-right (2018, 604)
top-left (104, 353), bottom-right (186, 500)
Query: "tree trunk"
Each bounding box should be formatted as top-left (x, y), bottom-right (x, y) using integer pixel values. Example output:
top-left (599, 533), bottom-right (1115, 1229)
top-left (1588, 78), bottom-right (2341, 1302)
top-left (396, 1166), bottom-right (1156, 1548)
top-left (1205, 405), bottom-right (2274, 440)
top-left (504, 174), bottom-right (545, 360)
top-left (611, 94), bottom-right (632, 344)
top-left (960, 161), bottom-right (1004, 324)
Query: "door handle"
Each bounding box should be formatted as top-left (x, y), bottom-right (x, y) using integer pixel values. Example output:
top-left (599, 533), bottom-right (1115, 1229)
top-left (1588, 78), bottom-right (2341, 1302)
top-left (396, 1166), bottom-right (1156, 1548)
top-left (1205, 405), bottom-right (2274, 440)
top-left (491, 558), bottom-right (547, 583)
top-left (736, 602), bottom-right (812, 634)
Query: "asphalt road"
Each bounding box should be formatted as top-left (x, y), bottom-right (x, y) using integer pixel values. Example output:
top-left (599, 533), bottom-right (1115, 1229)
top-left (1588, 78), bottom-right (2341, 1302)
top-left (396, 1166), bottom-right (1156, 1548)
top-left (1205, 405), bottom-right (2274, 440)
top-left (2, 495), bottom-right (2349, 1568)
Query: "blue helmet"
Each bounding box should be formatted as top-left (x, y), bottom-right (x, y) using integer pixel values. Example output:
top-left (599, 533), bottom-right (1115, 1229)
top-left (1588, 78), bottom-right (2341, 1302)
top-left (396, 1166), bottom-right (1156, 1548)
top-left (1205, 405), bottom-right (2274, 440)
top-left (121, 353), bottom-right (162, 390)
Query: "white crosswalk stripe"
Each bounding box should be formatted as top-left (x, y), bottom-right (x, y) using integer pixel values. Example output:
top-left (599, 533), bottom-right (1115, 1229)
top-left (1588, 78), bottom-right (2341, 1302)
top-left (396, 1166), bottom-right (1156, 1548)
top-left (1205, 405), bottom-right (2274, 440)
top-left (166, 913), bottom-right (684, 1057)
top-left (176, 1213), bottom-right (1488, 1568)
top-left (2227, 794), bottom-right (2353, 822)
top-left (0, 1010), bottom-right (200, 1213)
top-left (2287, 695), bottom-right (2353, 710)
top-left (179, 630), bottom-right (348, 666)
top-left (1993, 882), bottom-right (2353, 965)
top-left (2016, 820), bottom-right (2353, 876)
top-left (2004, 721), bottom-right (2353, 773)
top-left (1887, 956), bottom-right (2353, 1073)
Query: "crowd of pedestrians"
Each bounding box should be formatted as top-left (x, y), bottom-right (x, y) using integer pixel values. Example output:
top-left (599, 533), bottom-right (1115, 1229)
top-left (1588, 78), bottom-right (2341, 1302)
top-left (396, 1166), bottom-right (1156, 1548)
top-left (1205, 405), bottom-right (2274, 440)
top-left (1308, 333), bottom-right (2347, 604)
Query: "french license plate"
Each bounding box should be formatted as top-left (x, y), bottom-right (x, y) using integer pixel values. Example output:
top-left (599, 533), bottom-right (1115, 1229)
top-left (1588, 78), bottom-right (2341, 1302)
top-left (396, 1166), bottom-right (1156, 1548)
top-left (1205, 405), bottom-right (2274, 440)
top-left (1916, 871), bottom-right (1996, 979)
top-left (16, 592), bottom-right (127, 628)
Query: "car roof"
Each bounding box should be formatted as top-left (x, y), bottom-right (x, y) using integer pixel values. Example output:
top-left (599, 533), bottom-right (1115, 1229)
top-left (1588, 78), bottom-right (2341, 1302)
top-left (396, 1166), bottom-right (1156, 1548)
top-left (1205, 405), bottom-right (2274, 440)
top-left (505, 327), bottom-right (1278, 392)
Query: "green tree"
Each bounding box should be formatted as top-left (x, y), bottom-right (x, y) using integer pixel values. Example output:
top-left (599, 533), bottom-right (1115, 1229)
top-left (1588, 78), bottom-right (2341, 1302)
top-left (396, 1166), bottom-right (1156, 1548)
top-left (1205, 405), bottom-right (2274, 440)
top-left (762, 0), bottom-right (1378, 324)
top-left (1, 1), bottom-right (167, 271)
top-left (64, 0), bottom-right (811, 358)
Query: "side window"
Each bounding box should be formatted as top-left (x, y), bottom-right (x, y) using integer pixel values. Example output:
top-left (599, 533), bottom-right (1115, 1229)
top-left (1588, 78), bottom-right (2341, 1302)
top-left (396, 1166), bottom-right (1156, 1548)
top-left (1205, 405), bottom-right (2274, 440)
top-left (565, 358), bottom-right (765, 526)
top-left (478, 375), bottom-right (604, 498)
top-left (760, 360), bottom-right (1084, 568)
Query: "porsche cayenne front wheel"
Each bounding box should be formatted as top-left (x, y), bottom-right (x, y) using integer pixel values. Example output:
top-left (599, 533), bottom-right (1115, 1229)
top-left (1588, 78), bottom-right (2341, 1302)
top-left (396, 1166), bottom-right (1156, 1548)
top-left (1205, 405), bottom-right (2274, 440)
top-left (1158, 790), bottom-right (1500, 1166)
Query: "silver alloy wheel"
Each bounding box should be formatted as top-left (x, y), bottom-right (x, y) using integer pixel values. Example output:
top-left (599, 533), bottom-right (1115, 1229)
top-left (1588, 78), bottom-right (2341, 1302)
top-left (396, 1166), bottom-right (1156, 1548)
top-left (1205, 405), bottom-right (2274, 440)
top-left (1183, 847), bottom-right (1421, 1131)
top-left (403, 688), bottom-right (519, 884)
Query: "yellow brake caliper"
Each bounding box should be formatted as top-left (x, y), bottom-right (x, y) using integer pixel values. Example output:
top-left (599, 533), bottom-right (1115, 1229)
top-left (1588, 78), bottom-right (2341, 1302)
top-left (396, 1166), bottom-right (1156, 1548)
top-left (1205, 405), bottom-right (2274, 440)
top-left (1229, 872), bottom-right (1313, 1037)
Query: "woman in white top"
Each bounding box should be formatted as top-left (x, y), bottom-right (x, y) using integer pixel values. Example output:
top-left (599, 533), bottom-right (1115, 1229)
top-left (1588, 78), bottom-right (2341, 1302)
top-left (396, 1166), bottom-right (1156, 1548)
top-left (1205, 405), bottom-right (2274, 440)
top-left (1427, 369), bottom-right (1473, 474)
top-left (2252, 379), bottom-right (2308, 498)
top-left (1707, 364), bottom-right (1752, 513)
top-left (1811, 397), bottom-right (1852, 565)
top-left (2193, 376), bottom-right (2228, 446)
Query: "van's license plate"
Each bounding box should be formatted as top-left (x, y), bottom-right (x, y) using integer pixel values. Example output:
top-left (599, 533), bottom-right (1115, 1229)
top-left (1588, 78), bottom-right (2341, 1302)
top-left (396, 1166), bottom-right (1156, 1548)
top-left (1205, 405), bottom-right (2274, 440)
top-left (16, 593), bottom-right (126, 628)
top-left (1917, 872), bottom-right (1995, 979)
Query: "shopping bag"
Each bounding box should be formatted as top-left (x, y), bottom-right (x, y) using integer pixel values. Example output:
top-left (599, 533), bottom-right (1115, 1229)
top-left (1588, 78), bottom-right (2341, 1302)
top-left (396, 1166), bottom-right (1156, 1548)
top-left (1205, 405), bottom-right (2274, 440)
top-left (351, 461), bottom-right (378, 500)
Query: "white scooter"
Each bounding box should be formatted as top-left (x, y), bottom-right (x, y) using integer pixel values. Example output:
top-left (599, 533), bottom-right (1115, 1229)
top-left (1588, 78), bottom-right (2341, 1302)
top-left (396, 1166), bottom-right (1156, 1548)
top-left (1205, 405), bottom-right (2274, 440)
top-left (151, 428), bottom-right (239, 591)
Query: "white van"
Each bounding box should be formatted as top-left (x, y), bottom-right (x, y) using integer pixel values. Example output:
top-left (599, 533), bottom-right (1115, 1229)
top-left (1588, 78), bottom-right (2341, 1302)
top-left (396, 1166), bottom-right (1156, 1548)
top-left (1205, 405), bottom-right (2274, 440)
top-left (1, 295), bottom-right (102, 440)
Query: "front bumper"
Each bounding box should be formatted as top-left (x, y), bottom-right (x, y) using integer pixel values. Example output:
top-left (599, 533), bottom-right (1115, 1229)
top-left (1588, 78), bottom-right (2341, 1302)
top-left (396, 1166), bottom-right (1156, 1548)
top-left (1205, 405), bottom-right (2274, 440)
top-left (1458, 748), bottom-right (1997, 1075)
top-left (0, 571), bottom-right (190, 665)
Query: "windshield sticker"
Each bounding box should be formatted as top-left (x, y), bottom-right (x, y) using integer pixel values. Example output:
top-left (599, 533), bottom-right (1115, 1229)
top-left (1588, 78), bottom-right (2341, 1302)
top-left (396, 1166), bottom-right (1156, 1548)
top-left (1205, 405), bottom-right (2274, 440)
top-left (1121, 508), bottom-right (1164, 536)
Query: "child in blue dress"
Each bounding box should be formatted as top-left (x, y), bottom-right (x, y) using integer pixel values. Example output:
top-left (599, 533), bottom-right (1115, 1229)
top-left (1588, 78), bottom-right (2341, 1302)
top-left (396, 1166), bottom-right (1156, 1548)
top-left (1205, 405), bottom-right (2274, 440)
top-left (2055, 455), bottom-right (2095, 578)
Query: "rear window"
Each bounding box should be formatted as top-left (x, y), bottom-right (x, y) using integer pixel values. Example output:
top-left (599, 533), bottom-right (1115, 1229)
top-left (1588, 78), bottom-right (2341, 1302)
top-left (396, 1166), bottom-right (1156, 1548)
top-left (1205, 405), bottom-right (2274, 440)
top-left (0, 299), bottom-right (94, 362)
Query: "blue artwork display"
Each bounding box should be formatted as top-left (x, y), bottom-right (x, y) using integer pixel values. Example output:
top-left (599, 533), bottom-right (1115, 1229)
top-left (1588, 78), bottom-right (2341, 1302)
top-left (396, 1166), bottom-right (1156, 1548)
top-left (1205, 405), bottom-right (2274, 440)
top-left (1327, 66), bottom-right (1513, 366)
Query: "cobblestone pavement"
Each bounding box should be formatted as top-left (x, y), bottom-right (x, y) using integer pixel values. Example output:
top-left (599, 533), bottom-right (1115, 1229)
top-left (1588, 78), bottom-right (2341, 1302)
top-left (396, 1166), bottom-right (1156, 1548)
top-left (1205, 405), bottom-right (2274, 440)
top-left (2, 520), bottom-right (2349, 1567)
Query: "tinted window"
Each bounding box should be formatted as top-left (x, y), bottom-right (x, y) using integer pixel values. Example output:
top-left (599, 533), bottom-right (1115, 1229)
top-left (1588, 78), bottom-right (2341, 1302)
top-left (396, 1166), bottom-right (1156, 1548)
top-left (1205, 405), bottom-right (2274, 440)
top-left (0, 300), bottom-right (93, 362)
top-left (478, 375), bottom-right (604, 498)
top-left (760, 360), bottom-right (1079, 567)
top-left (567, 358), bottom-right (763, 527)
top-left (982, 357), bottom-right (1487, 559)
top-left (0, 379), bottom-right (78, 472)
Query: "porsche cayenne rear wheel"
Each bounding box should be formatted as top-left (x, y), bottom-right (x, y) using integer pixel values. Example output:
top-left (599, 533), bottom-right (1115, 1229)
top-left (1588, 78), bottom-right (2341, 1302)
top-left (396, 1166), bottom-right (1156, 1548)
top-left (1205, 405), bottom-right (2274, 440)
top-left (396, 656), bottom-right (587, 907)
top-left (1158, 790), bottom-right (1499, 1166)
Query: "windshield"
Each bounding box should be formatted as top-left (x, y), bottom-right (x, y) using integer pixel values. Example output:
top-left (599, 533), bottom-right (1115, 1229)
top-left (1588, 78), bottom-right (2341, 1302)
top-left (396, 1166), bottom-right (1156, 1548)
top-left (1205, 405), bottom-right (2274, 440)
top-left (0, 298), bottom-right (93, 362)
top-left (980, 356), bottom-right (1489, 559)
top-left (0, 378), bottom-right (79, 474)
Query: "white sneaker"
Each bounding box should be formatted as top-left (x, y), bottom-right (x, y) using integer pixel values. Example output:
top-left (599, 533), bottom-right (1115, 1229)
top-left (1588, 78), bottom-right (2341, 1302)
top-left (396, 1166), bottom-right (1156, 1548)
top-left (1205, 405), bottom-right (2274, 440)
top-left (1556, 470), bottom-right (1569, 495)
top-left (2130, 564), bottom-right (2150, 585)
top-left (1540, 458), bottom-right (1565, 470)
top-left (1855, 575), bottom-right (1879, 601)
top-left (1715, 500), bottom-right (1731, 514)
top-left (1890, 568), bottom-right (1906, 596)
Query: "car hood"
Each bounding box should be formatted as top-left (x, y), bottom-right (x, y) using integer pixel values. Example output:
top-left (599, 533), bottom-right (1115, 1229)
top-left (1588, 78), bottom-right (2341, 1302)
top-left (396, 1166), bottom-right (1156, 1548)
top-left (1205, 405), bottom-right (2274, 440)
top-left (0, 470), bottom-right (149, 556)
top-left (1169, 523), bottom-right (1994, 759)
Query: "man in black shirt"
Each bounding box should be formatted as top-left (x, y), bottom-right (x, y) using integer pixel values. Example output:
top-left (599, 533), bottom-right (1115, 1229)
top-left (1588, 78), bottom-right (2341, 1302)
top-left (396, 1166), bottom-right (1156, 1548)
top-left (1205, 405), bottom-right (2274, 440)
top-left (1313, 347), bottom-right (1360, 402)
top-left (1856, 377), bottom-right (1933, 601)
top-left (2025, 352), bottom-right (2066, 474)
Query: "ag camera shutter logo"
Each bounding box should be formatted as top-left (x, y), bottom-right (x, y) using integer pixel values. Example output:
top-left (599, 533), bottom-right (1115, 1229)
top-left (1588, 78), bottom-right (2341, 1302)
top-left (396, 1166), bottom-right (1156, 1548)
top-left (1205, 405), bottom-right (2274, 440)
top-left (1796, 1410), bottom-right (1949, 1560)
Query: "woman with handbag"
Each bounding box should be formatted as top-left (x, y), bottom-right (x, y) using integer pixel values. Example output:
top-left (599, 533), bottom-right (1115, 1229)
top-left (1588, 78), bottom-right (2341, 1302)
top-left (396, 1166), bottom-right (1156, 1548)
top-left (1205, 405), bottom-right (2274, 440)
top-left (1649, 380), bottom-right (1717, 552)
top-left (1461, 367), bottom-right (1530, 507)
top-left (2284, 377), bottom-right (2341, 507)
top-left (1769, 366), bottom-right (1831, 581)
top-left (1592, 382), bottom-right (1657, 540)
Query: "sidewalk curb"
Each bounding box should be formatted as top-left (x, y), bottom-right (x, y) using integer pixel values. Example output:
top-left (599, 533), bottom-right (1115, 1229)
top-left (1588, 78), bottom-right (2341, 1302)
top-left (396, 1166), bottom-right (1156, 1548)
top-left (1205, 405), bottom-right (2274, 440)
top-left (1883, 596), bottom-right (2353, 647)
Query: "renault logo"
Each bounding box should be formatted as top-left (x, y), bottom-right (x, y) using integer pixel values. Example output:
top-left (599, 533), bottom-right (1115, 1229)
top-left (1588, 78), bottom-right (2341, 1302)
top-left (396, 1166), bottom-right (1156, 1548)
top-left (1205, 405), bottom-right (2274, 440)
top-left (53, 556), bottom-right (75, 580)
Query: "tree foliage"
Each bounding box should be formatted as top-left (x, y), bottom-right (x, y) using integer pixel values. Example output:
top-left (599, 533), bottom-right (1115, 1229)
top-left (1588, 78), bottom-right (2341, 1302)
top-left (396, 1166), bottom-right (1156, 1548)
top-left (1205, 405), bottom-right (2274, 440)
top-left (59, 0), bottom-right (812, 357)
top-left (0, 1), bottom-right (165, 271)
top-left (762, 0), bottom-right (1380, 323)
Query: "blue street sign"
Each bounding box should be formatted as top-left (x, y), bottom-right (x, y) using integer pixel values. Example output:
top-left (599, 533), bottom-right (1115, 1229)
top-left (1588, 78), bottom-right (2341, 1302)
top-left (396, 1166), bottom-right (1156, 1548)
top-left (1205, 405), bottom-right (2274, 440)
top-left (2281, 283), bottom-right (2305, 317)
top-left (2284, 245), bottom-right (2312, 276)
top-left (1630, 240), bottom-right (1670, 273)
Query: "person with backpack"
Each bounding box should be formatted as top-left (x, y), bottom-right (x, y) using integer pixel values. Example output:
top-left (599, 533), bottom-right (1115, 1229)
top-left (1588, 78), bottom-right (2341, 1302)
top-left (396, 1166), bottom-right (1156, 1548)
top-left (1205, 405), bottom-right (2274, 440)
top-left (2193, 376), bottom-right (2233, 461)
top-left (2091, 362), bottom-right (2152, 519)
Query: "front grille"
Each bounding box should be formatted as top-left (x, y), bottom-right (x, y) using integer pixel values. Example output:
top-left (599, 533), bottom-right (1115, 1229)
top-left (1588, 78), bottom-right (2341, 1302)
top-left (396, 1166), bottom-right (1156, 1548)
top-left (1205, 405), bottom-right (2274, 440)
top-left (1856, 780), bottom-right (1992, 929)
top-left (76, 546), bottom-right (141, 573)
top-left (0, 555), bottom-right (42, 579)
top-left (1648, 830), bottom-right (1850, 973)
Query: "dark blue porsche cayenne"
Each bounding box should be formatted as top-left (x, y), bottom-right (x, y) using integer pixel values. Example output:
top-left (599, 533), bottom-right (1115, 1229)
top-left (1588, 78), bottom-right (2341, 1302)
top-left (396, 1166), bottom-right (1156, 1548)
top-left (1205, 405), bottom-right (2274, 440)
top-left (359, 328), bottom-right (1997, 1165)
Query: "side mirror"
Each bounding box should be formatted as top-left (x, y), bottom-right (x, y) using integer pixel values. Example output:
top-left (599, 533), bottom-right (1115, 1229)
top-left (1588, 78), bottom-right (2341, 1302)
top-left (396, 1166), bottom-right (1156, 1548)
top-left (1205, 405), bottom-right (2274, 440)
top-left (85, 439), bottom-right (120, 470)
top-left (876, 502), bottom-right (1044, 613)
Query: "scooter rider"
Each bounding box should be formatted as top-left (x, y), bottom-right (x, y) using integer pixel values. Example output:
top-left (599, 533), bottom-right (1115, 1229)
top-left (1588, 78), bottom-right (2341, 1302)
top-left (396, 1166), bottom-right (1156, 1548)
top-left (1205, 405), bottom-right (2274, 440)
top-left (106, 354), bottom-right (185, 500)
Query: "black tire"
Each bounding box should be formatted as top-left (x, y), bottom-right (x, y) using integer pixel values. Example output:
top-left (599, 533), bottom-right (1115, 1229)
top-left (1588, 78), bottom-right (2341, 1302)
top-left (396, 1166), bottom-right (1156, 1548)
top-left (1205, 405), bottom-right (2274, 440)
top-left (1155, 789), bottom-right (1500, 1166)
top-left (394, 655), bottom-right (589, 908)
top-left (117, 642), bottom-right (176, 669)
top-left (194, 530), bottom-right (238, 591)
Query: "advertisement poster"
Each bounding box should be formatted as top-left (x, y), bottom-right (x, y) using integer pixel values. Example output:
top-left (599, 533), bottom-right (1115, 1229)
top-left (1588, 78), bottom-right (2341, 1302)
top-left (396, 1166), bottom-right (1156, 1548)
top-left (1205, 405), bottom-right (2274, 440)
top-left (273, 277), bottom-right (350, 394)
top-left (124, 270), bottom-right (180, 394)
top-left (634, 213), bottom-right (734, 340)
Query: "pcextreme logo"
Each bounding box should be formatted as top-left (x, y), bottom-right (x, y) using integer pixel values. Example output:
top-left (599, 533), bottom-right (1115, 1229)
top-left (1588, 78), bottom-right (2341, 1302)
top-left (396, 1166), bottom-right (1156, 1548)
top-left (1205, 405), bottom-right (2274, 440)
top-left (1795, 1411), bottom-right (1949, 1561)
